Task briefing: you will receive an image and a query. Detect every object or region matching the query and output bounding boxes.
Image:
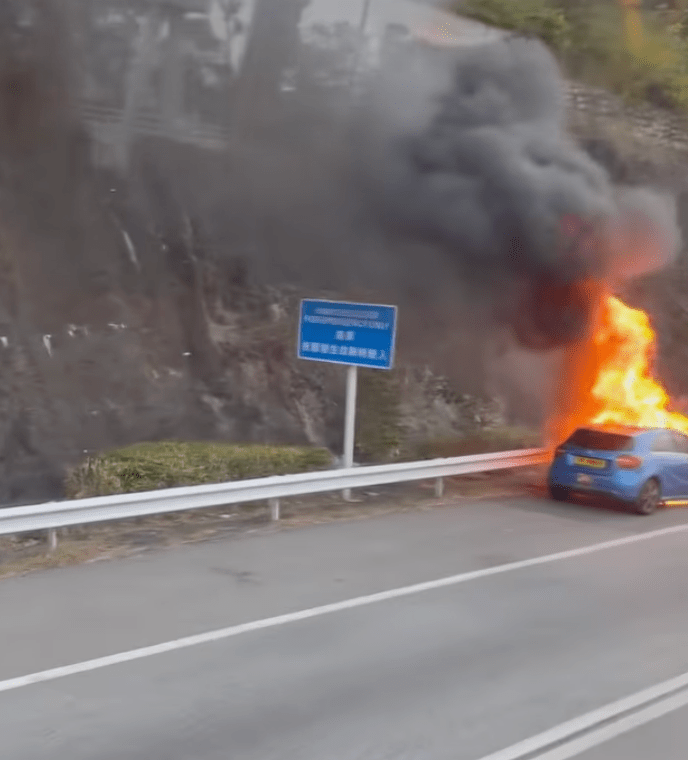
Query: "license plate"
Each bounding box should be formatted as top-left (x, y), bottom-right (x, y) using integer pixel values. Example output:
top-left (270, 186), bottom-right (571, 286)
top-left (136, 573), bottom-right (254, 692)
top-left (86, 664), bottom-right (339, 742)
top-left (573, 456), bottom-right (606, 469)
top-left (577, 473), bottom-right (593, 486)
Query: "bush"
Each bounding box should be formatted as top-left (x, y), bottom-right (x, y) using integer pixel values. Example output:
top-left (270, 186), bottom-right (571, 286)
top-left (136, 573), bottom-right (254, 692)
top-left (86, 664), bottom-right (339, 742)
top-left (458, 0), bottom-right (688, 111)
top-left (355, 369), bottom-right (402, 462)
top-left (66, 441), bottom-right (333, 498)
top-left (459, 0), bottom-right (570, 49)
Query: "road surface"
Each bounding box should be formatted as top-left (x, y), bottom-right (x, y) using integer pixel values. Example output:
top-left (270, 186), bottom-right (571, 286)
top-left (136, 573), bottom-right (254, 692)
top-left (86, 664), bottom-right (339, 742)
top-left (0, 495), bottom-right (687, 759)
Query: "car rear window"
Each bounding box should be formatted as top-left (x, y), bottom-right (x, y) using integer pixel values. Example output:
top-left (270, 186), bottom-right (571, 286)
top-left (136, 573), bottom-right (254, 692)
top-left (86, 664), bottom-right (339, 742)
top-left (565, 429), bottom-right (634, 452)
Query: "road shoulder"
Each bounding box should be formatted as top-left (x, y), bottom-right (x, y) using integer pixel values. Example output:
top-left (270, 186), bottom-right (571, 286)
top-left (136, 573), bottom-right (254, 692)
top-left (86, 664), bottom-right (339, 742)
top-left (0, 466), bottom-right (546, 578)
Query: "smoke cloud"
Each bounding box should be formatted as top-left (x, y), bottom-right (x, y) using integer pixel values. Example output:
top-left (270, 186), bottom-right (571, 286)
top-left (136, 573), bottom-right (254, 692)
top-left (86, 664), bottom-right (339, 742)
top-left (115, 29), bottom-right (680, 364)
top-left (352, 34), bottom-right (681, 350)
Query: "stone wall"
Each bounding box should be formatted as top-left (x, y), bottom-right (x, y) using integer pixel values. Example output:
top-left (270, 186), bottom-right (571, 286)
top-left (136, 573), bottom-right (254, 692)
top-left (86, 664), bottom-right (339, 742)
top-left (565, 80), bottom-right (688, 163)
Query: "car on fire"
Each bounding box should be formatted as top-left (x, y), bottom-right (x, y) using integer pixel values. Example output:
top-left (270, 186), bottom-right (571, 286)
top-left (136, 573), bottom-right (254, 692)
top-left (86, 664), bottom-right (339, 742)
top-left (547, 425), bottom-right (688, 515)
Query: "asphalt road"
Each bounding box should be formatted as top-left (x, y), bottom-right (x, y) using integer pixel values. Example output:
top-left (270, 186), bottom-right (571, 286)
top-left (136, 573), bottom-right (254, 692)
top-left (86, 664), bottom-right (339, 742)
top-left (1, 495), bottom-right (688, 759)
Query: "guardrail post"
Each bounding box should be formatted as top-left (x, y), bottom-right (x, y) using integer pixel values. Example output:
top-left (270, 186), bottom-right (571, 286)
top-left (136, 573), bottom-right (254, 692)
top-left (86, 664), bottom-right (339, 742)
top-left (47, 529), bottom-right (58, 553)
top-left (269, 498), bottom-right (280, 521)
top-left (434, 477), bottom-right (444, 498)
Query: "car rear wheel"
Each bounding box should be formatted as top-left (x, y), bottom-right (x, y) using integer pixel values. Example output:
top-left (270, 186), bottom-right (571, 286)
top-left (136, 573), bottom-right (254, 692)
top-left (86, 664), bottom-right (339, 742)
top-left (549, 485), bottom-right (570, 502)
top-left (634, 478), bottom-right (661, 516)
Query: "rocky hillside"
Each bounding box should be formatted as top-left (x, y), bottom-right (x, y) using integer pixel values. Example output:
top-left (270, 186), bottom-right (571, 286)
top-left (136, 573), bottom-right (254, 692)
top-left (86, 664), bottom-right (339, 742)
top-left (1, 7), bottom-right (688, 504)
top-left (0, 129), bottom-right (510, 505)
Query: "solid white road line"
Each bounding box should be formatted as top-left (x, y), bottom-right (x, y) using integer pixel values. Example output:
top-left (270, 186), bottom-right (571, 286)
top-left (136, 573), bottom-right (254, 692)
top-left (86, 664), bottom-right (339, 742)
top-left (475, 670), bottom-right (688, 760)
top-left (0, 521), bottom-right (688, 695)
top-left (531, 689), bottom-right (688, 760)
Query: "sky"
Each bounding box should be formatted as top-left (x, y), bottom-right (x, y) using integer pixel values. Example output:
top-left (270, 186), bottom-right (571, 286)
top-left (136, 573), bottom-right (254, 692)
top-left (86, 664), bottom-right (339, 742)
top-left (300, 0), bottom-right (500, 46)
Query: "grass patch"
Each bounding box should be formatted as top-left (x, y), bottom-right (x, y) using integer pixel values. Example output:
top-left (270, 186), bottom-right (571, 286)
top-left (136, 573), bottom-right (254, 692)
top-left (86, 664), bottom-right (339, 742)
top-left (411, 426), bottom-right (541, 460)
top-left (66, 441), bottom-right (333, 499)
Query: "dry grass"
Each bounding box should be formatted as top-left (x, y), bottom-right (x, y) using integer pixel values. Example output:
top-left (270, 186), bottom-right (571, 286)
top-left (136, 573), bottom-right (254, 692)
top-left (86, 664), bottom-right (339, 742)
top-left (0, 537), bottom-right (128, 579)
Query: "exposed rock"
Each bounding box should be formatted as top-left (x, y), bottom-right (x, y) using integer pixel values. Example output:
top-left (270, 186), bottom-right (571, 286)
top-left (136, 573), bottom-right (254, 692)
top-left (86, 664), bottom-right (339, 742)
top-left (397, 366), bottom-right (506, 446)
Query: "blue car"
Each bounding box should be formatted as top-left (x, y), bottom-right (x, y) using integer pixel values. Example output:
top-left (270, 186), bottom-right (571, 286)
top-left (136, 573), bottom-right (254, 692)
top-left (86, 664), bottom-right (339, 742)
top-left (548, 425), bottom-right (688, 515)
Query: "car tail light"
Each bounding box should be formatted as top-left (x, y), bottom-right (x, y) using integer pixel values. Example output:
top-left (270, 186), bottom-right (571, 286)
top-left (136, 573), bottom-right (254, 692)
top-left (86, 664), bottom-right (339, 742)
top-left (616, 455), bottom-right (642, 470)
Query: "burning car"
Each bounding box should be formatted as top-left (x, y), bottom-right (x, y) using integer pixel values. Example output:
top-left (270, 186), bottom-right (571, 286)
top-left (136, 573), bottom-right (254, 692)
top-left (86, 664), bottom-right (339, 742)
top-left (548, 425), bottom-right (688, 515)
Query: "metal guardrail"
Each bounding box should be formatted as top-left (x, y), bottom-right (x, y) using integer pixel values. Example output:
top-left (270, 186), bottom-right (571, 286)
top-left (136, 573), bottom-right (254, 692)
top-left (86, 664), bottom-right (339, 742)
top-left (0, 449), bottom-right (548, 542)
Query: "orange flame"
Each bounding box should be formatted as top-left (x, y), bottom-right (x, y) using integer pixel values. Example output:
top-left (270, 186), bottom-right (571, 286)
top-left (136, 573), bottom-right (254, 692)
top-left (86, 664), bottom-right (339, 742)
top-left (548, 287), bottom-right (688, 446)
top-left (592, 296), bottom-right (688, 432)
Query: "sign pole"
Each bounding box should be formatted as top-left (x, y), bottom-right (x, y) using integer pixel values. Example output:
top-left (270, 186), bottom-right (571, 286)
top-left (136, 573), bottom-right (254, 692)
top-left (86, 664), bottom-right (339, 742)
top-left (297, 298), bottom-right (397, 502)
top-left (343, 364), bottom-right (358, 501)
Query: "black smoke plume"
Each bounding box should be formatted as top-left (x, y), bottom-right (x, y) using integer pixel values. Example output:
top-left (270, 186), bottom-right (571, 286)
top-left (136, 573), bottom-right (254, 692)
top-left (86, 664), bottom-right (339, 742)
top-left (352, 34), bottom-right (680, 350)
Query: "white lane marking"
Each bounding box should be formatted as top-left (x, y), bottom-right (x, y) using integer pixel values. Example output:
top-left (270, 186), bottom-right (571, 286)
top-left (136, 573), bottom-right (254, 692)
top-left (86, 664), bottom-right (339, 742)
top-left (531, 689), bottom-right (688, 760)
top-left (1, 521), bottom-right (688, 695)
top-left (476, 669), bottom-right (688, 760)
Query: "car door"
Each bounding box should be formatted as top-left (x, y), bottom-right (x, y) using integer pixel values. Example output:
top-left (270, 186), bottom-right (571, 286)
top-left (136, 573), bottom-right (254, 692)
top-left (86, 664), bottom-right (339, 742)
top-left (669, 431), bottom-right (688, 500)
top-left (650, 431), bottom-right (682, 498)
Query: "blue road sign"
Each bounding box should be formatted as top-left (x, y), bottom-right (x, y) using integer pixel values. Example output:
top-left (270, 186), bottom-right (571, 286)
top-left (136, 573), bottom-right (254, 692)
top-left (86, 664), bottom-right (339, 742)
top-left (298, 299), bottom-right (397, 370)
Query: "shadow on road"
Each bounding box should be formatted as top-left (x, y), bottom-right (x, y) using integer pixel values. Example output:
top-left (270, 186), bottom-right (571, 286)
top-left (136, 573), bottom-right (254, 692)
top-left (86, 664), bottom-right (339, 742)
top-left (507, 488), bottom-right (644, 524)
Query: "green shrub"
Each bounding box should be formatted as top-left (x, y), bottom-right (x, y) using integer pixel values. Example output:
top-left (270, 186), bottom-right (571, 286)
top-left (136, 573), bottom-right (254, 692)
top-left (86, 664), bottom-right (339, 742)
top-left (459, 0), bottom-right (570, 49)
top-left (66, 441), bottom-right (333, 498)
top-left (458, 0), bottom-right (688, 111)
top-left (356, 369), bottom-right (402, 462)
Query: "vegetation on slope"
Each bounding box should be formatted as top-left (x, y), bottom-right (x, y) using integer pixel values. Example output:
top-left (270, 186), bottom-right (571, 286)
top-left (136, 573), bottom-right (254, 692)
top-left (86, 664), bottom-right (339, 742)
top-left (457, 0), bottom-right (688, 110)
top-left (356, 369), bottom-right (402, 462)
top-left (412, 426), bottom-right (541, 460)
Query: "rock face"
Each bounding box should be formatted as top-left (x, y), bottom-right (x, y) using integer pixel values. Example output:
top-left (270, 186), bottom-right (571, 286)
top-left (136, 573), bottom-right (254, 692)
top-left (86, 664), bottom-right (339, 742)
top-left (397, 368), bottom-right (506, 446)
top-left (566, 81), bottom-right (688, 165)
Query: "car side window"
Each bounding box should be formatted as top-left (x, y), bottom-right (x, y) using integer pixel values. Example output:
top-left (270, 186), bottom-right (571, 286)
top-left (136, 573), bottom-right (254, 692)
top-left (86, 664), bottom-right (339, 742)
top-left (652, 432), bottom-right (677, 453)
top-left (672, 432), bottom-right (688, 455)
